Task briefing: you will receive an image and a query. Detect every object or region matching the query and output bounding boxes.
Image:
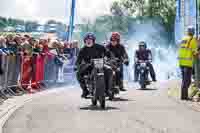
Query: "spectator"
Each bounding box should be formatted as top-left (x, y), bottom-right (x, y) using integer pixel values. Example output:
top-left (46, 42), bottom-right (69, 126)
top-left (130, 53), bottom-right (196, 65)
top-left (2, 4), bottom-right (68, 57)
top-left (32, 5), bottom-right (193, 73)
top-left (0, 36), bottom-right (6, 75)
top-left (71, 40), bottom-right (79, 56)
top-left (0, 36), bottom-right (6, 48)
top-left (6, 34), bottom-right (17, 54)
top-left (0, 33), bottom-right (79, 93)
top-left (22, 41), bottom-right (33, 56)
top-left (63, 41), bottom-right (73, 59)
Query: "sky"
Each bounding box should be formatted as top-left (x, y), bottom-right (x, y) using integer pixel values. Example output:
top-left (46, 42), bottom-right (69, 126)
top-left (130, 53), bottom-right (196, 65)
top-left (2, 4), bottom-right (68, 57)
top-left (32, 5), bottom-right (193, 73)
top-left (0, 0), bottom-right (116, 23)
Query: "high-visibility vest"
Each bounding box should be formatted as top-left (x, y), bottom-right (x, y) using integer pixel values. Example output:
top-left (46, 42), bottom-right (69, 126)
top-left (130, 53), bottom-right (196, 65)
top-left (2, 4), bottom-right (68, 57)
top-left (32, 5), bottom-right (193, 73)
top-left (178, 36), bottom-right (198, 67)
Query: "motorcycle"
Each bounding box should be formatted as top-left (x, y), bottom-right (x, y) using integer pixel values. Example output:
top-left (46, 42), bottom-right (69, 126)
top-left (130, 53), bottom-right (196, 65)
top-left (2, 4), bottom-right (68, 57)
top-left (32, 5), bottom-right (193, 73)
top-left (104, 58), bottom-right (122, 100)
top-left (83, 58), bottom-right (106, 109)
top-left (137, 60), bottom-right (151, 89)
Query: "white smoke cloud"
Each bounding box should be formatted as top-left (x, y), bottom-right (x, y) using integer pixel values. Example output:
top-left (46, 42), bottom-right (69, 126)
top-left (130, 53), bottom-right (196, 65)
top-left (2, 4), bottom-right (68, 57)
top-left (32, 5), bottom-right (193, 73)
top-left (124, 19), bottom-right (179, 81)
top-left (0, 0), bottom-right (116, 23)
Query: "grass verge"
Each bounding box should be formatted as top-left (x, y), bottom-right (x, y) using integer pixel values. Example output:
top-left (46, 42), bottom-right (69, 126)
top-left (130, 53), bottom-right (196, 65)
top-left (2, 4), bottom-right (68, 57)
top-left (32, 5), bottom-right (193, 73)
top-left (168, 83), bottom-right (200, 101)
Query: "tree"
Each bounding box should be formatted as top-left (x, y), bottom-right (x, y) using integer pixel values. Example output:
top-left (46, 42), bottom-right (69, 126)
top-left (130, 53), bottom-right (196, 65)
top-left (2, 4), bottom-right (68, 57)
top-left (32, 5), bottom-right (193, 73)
top-left (110, 1), bottom-right (135, 34)
top-left (147, 0), bottom-right (176, 33)
top-left (0, 17), bottom-right (7, 29)
top-left (110, 1), bottom-right (124, 16)
top-left (25, 21), bottom-right (38, 32)
top-left (57, 22), bottom-right (66, 32)
top-left (46, 20), bottom-right (58, 25)
top-left (7, 18), bottom-right (22, 26)
top-left (111, 0), bottom-right (176, 40)
top-left (121, 0), bottom-right (147, 16)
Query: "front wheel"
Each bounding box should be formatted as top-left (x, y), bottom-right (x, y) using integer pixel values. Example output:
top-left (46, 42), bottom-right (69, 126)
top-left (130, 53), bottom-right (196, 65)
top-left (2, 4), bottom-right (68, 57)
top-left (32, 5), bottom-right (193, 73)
top-left (91, 97), bottom-right (97, 106)
top-left (139, 73), bottom-right (146, 89)
top-left (141, 84), bottom-right (146, 90)
top-left (99, 96), bottom-right (105, 109)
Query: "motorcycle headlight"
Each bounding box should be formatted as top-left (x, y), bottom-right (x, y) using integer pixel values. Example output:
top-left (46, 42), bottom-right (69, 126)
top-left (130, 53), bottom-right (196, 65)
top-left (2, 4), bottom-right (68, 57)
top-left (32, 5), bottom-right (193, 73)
top-left (140, 63), bottom-right (146, 67)
top-left (93, 58), bottom-right (104, 68)
top-left (84, 75), bottom-right (89, 78)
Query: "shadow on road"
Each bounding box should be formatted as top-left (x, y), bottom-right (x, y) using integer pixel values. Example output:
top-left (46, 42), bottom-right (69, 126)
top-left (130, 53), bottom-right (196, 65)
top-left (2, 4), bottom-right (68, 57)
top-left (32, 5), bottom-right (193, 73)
top-left (80, 105), bottom-right (119, 111)
top-left (137, 88), bottom-right (158, 91)
top-left (110, 97), bottom-right (134, 102)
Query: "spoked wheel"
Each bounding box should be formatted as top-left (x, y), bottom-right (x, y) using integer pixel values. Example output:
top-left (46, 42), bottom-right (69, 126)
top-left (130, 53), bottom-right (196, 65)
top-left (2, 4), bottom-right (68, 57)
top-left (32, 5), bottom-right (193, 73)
top-left (99, 96), bottom-right (106, 109)
top-left (139, 74), bottom-right (146, 90)
top-left (91, 97), bottom-right (97, 106)
top-left (114, 88), bottom-right (120, 94)
top-left (109, 91), bottom-right (115, 101)
top-left (141, 84), bottom-right (146, 90)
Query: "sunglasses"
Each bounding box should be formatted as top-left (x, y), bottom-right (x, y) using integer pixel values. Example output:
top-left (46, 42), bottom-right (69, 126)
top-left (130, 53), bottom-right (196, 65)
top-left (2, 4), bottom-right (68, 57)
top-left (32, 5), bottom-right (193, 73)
top-left (111, 39), bottom-right (118, 42)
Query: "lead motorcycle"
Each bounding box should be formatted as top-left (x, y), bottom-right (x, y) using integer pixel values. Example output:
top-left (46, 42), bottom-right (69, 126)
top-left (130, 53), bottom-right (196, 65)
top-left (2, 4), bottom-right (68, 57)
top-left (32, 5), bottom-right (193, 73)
top-left (137, 60), bottom-right (151, 89)
top-left (83, 58), bottom-right (106, 109)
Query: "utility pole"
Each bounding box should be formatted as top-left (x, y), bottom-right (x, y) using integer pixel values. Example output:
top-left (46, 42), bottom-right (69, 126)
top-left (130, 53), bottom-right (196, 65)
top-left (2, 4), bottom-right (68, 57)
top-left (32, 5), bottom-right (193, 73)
top-left (196, 0), bottom-right (199, 37)
top-left (67, 0), bottom-right (76, 42)
top-left (195, 0), bottom-right (200, 88)
top-left (86, 19), bottom-right (89, 32)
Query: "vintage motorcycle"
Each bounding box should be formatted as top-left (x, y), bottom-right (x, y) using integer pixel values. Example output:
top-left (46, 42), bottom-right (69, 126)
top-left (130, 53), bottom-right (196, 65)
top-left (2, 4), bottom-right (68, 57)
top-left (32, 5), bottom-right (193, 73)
top-left (137, 60), bottom-right (151, 89)
top-left (83, 58), bottom-right (106, 109)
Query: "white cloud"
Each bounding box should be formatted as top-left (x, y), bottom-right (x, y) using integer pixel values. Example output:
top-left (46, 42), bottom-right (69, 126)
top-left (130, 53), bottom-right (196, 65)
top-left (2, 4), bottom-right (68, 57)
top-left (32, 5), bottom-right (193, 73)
top-left (0, 0), bottom-right (115, 23)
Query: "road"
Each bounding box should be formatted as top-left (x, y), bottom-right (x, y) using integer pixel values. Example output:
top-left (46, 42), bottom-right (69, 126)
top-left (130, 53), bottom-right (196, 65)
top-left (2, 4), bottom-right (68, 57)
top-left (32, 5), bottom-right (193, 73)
top-left (3, 82), bottom-right (200, 133)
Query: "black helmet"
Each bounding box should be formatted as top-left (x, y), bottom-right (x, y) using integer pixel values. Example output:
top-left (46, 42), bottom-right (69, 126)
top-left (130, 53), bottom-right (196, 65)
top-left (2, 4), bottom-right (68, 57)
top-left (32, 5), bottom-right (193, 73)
top-left (84, 32), bottom-right (96, 43)
top-left (139, 41), bottom-right (147, 48)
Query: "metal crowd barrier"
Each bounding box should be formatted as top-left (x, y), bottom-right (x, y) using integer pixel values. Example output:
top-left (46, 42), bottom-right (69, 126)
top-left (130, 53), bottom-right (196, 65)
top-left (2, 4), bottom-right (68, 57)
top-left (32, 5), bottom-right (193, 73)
top-left (0, 47), bottom-right (77, 100)
top-left (21, 52), bottom-right (58, 93)
top-left (62, 54), bottom-right (77, 85)
top-left (0, 50), bottom-right (26, 99)
top-left (44, 52), bottom-right (59, 86)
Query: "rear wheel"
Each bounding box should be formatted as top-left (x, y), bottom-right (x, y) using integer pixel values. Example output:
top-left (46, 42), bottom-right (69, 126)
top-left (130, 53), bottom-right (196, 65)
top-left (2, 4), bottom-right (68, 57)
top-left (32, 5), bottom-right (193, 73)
top-left (109, 91), bottom-right (115, 101)
top-left (95, 76), bottom-right (105, 97)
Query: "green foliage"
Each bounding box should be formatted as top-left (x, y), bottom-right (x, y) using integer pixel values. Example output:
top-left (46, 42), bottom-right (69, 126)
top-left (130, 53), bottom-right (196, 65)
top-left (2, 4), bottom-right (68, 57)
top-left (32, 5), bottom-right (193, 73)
top-left (121, 0), bottom-right (147, 16)
top-left (77, 1), bottom-right (176, 43)
top-left (189, 84), bottom-right (200, 98)
top-left (46, 20), bottom-right (58, 25)
top-left (110, 1), bottom-right (124, 16)
top-left (168, 83), bottom-right (200, 100)
top-left (7, 18), bottom-right (25, 27)
top-left (0, 17), bottom-right (7, 29)
top-left (149, 0), bottom-right (176, 33)
top-left (77, 15), bottom-right (136, 43)
top-left (199, 0), bottom-right (200, 12)
top-left (110, 0), bottom-right (176, 35)
top-left (0, 16), bottom-right (67, 33)
top-left (0, 16), bottom-right (30, 30)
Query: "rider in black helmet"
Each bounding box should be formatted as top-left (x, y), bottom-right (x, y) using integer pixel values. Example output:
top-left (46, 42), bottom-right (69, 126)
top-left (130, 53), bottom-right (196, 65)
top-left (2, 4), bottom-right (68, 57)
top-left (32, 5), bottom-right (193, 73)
top-left (75, 33), bottom-right (112, 98)
top-left (134, 41), bottom-right (157, 82)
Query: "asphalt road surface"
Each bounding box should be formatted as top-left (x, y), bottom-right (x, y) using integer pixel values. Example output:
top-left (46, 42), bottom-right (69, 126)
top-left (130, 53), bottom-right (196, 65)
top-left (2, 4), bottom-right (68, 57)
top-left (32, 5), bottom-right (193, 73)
top-left (3, 82), bottom-right (200, 133)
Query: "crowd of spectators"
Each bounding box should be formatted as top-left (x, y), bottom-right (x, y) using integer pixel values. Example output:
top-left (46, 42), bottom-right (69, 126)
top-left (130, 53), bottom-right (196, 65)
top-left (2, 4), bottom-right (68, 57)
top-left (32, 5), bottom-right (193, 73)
top-left (0, 34), bottom-right (79, 95)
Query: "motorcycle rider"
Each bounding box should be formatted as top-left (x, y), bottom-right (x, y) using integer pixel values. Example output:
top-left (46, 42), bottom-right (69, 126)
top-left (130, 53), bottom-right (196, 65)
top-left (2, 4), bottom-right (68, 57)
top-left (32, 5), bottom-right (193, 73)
top-left (75, 33), bottom-right (112, 98)
top-left (134, 41), bottom-right (157, 82)
top-left (106, 32), bottom-right (129, 92)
